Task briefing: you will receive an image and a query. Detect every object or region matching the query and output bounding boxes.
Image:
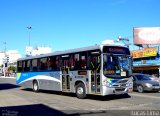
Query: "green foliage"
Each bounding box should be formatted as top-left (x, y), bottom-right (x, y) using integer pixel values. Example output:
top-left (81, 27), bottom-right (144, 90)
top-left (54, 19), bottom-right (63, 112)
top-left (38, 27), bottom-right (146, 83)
top-left (8, 66), bottom-right (16, 72)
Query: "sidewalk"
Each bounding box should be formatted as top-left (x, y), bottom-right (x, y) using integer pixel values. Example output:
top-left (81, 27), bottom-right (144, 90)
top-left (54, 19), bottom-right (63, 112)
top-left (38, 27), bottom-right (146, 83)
top-left (0, 76), bottom-right (16, 79)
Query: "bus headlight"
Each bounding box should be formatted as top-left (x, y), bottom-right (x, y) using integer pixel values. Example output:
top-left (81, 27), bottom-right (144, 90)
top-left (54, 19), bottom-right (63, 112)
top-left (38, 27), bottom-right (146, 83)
top-left (102, 80), bottom-right (111, 87)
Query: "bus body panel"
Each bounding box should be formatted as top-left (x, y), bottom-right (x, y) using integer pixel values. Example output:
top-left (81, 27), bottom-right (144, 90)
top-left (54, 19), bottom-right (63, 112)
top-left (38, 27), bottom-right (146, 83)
top-left (101, 77), bottom-right (133, 95)
top-left (16, 44), bottom-right (133, 98)
top-left (17, 71), bottom-right (62, 91)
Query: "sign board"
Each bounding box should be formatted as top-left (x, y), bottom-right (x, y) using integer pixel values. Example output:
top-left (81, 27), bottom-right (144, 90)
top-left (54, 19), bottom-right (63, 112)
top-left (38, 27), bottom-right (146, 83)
top-left (131, 47), bottom-right (157, 59)
top-left (103, 46), bottom-right (130, 55)
top-left (133, 27), bottom-right (160, 44)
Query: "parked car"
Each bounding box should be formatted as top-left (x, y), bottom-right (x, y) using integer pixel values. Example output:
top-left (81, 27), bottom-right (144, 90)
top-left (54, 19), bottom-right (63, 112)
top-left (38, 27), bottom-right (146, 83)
top-left (133, 73), bottom-right (160, 93)
top-left (149, 75), bottom-right (160, 83)
top-left (0, 73), bottom-right (4, 76)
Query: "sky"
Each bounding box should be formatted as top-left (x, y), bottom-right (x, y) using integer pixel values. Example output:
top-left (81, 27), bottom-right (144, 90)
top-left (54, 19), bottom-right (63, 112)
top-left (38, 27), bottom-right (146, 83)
top-left (0, 0), bottom-right (160, 56)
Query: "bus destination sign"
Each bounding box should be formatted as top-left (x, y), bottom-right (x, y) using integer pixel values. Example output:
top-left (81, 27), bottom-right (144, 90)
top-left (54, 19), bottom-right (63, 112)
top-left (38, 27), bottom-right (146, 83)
top-left (103, 46), bottom-right (130, 55)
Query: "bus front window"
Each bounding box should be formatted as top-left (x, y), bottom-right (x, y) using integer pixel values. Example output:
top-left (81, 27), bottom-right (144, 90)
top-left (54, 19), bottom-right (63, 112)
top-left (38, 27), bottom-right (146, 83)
top-left (103, 54), bottom-right (132, 77)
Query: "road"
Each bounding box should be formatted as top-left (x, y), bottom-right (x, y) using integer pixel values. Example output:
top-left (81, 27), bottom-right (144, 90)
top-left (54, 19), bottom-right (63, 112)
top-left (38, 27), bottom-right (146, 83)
top-left (0, 77), bottom-right (160, 116)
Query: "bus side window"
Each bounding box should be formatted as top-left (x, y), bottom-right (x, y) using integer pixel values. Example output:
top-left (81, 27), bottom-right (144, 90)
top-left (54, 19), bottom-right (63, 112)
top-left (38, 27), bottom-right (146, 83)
top-left (26, 60), bottom-right (31, 71)
top-left (17, 61), bottom-right (23, 72)
top-left (71, 54), bottom-right (75, 70)
top-left (48, 56), bottom-right (54, 71)
top-left (74, 53), bottom-right (80, 70)
top-left (22, 61), bottom-right (25, 72)
top-left (32, 59), bottom-right (38, 71)
top-left (39, 57), bottom-right (48, 71)
top-left (80, 53), bottom-right (87, 70)
top-left (49, 56), bottom-right (60, 71)
top-left (88, 52), bottom-right (94, 70)
top-left (88, 50), bottom-right (100, 71)
top-left (23, 60), bottom-right (31, 72)
top-left (56, 56), bottom-right (60, 71)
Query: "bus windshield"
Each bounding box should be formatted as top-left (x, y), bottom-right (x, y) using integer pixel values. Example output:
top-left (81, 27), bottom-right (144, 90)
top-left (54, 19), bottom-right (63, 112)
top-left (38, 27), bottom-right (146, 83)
top-left (103, 54), bottom-right (132, 77)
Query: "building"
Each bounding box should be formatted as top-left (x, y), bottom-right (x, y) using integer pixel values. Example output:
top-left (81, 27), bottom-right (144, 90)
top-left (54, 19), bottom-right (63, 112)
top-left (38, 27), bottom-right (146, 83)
top-left (25, 46), bottom-right (52, 56)
top-left (131, 46), bottom-right (160, 77)
top-left (0, 50), bottom-right (21, 75)
top-left (131, 27), bottom-right (160, 77)
top-left (0, 50), bottom-right (22, 66)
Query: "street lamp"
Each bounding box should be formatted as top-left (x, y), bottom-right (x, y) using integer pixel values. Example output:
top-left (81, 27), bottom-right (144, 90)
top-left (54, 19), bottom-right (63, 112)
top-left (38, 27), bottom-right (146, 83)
top-left (27, 26), bottom-right (32, 46)
top-left (3, 42), bottom-right (7, 77)
top-left (117, 36), bottom-right (130, 48)
top-left (3, 42), bottom-right (6, 53)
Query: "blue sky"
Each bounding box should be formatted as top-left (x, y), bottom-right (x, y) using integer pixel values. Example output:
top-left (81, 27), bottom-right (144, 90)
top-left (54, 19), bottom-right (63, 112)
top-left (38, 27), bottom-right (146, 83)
top-left (0, 0), bottom-right (160, 56)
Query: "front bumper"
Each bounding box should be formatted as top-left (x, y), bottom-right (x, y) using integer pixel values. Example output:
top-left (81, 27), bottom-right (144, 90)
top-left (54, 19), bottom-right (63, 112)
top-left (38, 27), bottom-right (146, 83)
top-left (144, 86), bottom-right (160, 91)
top-left (102, 86), bottom-right (129, 96)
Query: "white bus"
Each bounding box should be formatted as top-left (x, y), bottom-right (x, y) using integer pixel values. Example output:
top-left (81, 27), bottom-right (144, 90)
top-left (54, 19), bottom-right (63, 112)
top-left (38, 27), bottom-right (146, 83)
top-left (16, 43), bottom-right (133, 98)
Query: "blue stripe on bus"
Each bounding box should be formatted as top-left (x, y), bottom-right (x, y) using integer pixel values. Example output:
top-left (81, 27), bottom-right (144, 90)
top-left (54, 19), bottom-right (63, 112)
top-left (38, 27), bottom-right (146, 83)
top-left (16, 71), bottom-right (60, 84)
top-left (108, 78), bottom-right (124, 84)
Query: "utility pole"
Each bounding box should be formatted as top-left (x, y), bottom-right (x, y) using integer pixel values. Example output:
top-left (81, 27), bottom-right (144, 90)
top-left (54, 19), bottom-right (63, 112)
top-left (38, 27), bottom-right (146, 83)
top-left (26, 26), bottom-right (32, 57)
top-left (3, 42), bottom-right (7, 77)
top-left (117, 36), bottom-right (130, 48)
top-left (27, 26), bottom-right (32, 46)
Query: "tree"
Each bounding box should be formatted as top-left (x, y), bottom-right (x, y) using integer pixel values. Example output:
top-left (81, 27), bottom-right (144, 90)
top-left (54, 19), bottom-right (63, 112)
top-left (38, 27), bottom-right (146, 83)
top-left (8, 66), bottom-right (16, 72)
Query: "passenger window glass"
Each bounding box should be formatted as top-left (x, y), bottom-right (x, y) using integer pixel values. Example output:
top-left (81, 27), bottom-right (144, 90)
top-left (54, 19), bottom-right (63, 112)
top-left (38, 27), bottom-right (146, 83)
top-left (81, 53), bottom-right (87, 70)
top-left (49, 56), bottom-right (60, 71)
top-left (88, 50), bottom-right (100, 71)
top-left (23, 60), bottom-right (30, 72)
top-left (71, 54), bottom-right (75, 70)
top-left (17, 61), bottom-right (23, 72)
top-left (26, 60), bottom-right (31, 71)
top-left (32, 59), bottom-right (38, 71)
top-left (39, 58), bottom-right (48, 71)
top-left (74, 54), bottom-right (80, 70)
top-left (61, 55), bottom-right (70, 70)
top-left (23, 61), bottom-right (26, 72)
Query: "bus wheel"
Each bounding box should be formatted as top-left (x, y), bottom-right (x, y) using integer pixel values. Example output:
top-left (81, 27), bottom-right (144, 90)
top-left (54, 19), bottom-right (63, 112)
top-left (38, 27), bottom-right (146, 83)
top-left (33, 80), bottom-right (39, 92)
top-left (76, 83), bottom-right (86, 99)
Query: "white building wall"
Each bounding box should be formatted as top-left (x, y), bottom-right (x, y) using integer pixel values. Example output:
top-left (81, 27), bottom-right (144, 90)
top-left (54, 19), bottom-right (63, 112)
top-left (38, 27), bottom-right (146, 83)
top-left (0, 52), bottom-right (5, 65)
top-left (25, 46), bottom-right (52, 56)
top-left (0, 50), bottom-right (22, 65)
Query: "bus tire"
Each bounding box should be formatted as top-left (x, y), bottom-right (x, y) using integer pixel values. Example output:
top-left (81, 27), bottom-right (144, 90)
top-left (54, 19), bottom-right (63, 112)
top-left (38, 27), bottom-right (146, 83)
top-left (76, 83), bottom-right (86, 99)
top-left (33, 80), bottom-right (39, 92)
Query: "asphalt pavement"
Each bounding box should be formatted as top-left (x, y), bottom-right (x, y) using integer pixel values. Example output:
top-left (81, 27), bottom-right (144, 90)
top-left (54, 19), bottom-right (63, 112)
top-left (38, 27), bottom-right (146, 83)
top-left (0, 77), bottom-right (160, 116)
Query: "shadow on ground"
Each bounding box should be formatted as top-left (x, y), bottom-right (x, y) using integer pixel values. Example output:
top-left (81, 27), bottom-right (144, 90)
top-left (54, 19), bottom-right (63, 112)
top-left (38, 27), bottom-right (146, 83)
top-left (0, 83), bottom-right (20, 90)
top-left (0, 104), bottom-right (66, 116)
top-left (22, 89), bottom-right (131, 101)
top-left (133, 90), bottom-right (160, 93)
top-left (86, 93), bottom-right (131, 101)
top-left (0, 104), bottom-right (131, 116)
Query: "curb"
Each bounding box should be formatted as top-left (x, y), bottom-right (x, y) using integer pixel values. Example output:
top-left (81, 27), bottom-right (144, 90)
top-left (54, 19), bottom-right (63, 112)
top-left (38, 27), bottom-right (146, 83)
top-left (0, 76), bottom-right (16, 79)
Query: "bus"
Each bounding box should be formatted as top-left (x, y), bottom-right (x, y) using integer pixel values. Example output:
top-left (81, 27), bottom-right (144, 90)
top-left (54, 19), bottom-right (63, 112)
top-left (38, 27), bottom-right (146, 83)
top-left (16, 43), bottom-right (133, 99)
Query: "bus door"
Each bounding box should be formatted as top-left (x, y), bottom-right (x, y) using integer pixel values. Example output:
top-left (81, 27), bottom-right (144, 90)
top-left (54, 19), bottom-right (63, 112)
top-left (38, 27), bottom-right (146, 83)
top-left (90, 52), bottom-right (101, 93)
top-left (61, 55), bottom-right (70, 91)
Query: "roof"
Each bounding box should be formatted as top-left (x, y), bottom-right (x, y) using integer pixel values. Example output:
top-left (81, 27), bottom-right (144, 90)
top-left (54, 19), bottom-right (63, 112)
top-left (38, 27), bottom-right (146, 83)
top-left (18, 44), bottom-right (128, 61)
